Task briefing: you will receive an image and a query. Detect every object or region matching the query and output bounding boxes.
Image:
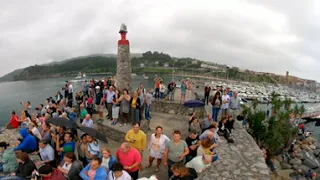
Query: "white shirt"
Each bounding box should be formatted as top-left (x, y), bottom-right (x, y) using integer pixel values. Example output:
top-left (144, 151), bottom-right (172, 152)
top-left (82, 119), bottom-right (93, 128)
top-left (108, 170), bottom-right (131, 180)
top-left (31, 127), bottom-right (42, 140)
top-left (221, 94), bottom-right (230, 109)
top-left (186, 156), bottom-right (211, 173)
top-left (160, 84), bottom-right (166, 93)
top-left (68, 84), bottom-right (73, 93)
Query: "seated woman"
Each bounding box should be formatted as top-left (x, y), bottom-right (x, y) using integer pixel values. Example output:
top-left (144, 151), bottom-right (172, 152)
top-left (185, 155), bottom-right (212, 173)
top-left (108, 162), bottom-right (131, 180)
top-left (57, 152), bottom-right (83, 180)
top-left (80, 157), bottom-right (107, 180)
top-left (197, 138), bottom-right (218, 162)
top-left (170, 163), bottom-right (198, 180)
top-left (0, 142), bottom-right (18, 174)
top-left (218, 117), bottom-right (234, 143)
top-left (0, 152), bottom-right (36, 180)
top-left (100, 148), bottom-right (117, 172)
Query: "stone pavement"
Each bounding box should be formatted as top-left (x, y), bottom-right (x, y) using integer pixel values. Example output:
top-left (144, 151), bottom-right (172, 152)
top-left (94, 111), bottom-right (189, 179)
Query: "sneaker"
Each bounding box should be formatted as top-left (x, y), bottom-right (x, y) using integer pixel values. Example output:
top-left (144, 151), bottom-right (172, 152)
top-left (155, 168), bottom-right (159, 172)
top-left (124, 123), bottom-right (127, 126)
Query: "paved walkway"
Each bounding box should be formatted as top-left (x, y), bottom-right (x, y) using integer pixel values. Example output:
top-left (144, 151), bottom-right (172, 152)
top-left (94, 111), bottom-right (189, 179)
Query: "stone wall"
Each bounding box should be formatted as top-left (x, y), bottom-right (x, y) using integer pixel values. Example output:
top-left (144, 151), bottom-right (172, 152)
top-left (97, 120), bottom-right (149, 142)
top-left (151, 100), bottom-right (206, 118)
top-left (116, 45), bottom-right (131, 91)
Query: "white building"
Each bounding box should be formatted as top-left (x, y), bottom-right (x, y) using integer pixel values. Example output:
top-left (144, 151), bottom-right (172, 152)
top-left (140, 63), bottom-right (145, 67)
top-left (155, 61), bottom-right (159, 65)
top-left (200, 63), bottom-right (220, 69)
top-left (164, 63), bottom-right (169, 67)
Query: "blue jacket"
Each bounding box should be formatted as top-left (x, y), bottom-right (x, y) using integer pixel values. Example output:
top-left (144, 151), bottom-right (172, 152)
top-left (108, 156), bottom-right (117, 170)
top-left (80, 163), bottom-right (107, 180)
top-left (14, 128), bottom-right (38, 151)
top-left (68, 112), bottom-right (77, 123)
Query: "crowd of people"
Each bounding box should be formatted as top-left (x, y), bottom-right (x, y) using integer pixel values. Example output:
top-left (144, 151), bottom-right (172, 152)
top-left (0, 76), bottom-right (249, 180)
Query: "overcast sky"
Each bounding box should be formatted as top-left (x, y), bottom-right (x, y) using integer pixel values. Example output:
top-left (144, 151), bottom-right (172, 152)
top-left (0, 0), bottom-right (319, 81)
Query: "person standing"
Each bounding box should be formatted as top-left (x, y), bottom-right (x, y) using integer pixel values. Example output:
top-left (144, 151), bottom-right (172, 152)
top-left (111, 89), bottom-right (121, 125)
top-left (154, 79), bottom-right (161, 100)
top-left (119, 89), bottom-right (131, 126)
top-left (145, 89), bottom-right (153, 122)
top-left (180, 80), bottom-right (187, 103)
top-left (138, 83), bottom-right (146, 121)
top-left (125, 123), bottom-right (146, 170)
top-left (105, 86), bottom-right (115, 120)
top-left (229, 91), bottom-right (241, 119)
top-left (79, 104), bottom-right (88, 124)
top-left (147, 126), bottom-right (169, 172)
top-left (204, 84), bottom-right (211, 105)
top-left (163, 130), bottom-right (189, 179)
top-left (211, 92), bottom-right (222, 122)
top-left (221, 90), bottom-right (231, 115)
top-left (130, 91), bottom-right (141, 124)
top-left (159, 81), bottom-right (166, 99)
top-left (167, 81), bottom-right (176, 101)
top-left (116, 142), bottom-right (142, 180)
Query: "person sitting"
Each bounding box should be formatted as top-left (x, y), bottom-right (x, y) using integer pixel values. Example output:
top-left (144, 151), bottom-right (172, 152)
top-left (80, 157), bottom-right (107, 180)
top-left (35, 139), bottom-right (55, 167)
top-left (57, 152), bottom-right (83, 180)
top-left (14, 128), bottom-right (38, 153)
top-left (6, 111), bottom-right (19, 129)
top-left (33, 164), bottom-right (65, 180)
top-left (169, 163), bottom-right (198, 180)
top-left (218, 117), bottom-right (234, 143)
top-left (108, 162), bottom-right (131, 180)
top-left (0, 142), bottom-right (18, 174)
top-left (0, 152), bottom-right (36, 179)
top-left (185, 155), bottom-right (212, 173)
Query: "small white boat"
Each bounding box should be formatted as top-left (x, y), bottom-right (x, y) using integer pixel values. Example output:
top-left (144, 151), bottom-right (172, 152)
top-left (75, 72), bottom-right (86, 79)
top-left (143, 74), bottom-right (149, 80)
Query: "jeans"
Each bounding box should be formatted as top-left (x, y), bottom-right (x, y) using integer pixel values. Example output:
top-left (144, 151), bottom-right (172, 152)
top-left (212, 107), bottom-right (220, 122)
top-left (131, 108), bottom-right (140, 124)
top-left (160, 92), bottom-right (164, 99)
top-left (145, 105), bottom-right (151, 120)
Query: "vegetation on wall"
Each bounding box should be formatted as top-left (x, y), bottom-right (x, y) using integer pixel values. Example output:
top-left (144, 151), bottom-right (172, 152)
top-left (242, 92), bottom-right (306, 154)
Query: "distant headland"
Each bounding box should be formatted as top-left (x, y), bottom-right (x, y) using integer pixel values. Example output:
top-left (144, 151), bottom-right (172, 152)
top-left (0, 51), bottom-right (318, 91)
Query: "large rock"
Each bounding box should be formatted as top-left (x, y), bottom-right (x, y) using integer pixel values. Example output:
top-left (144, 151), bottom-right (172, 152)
top-left (314, 149), bottom-right (320, 157)
top-left (302, 151), bottom-right (320, 169)
top-left (297, 165), bottom-right (310, 173)
top-left (272, 159), bottom-right (282, 171)
top-left (281, 163), bottom-right (292, 170)
top-left (305, 137), bottom-right (317, 145)
top-left (302, 144), bottom-right (312, 150)
top-left (289, 158), bottom-right (302, 166)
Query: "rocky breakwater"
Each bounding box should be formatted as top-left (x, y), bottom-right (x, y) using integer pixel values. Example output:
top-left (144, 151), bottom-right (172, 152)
top-left (199, 121), bottom-right (271, 180)
top-left (0, 129), bottom-right (41, 163)
top-left (273, 136), bottom-right (320, 179)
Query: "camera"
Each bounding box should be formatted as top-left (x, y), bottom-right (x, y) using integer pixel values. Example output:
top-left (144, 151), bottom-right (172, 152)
top-left (31, 171), bottom-right (39, 179)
